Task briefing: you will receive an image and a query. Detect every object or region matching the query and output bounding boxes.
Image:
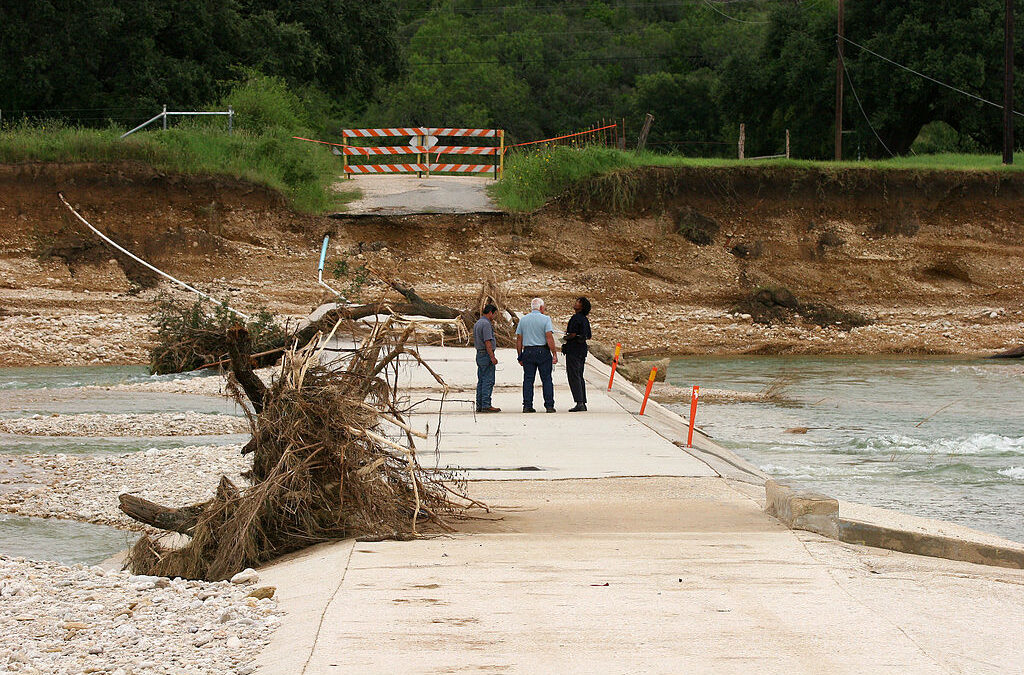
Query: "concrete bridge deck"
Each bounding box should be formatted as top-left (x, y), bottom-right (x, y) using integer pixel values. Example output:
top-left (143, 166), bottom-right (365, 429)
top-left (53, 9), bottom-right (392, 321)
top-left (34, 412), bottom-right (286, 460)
top-left (337, 175), bottom-right (501, 216)
top-left (257, 346), bottom-right (1024, 674)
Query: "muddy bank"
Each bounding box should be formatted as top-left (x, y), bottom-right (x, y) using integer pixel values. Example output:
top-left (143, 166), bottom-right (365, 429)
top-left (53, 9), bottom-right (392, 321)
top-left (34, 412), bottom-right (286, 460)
top-left (2, 162), bottom-right (1022, 365)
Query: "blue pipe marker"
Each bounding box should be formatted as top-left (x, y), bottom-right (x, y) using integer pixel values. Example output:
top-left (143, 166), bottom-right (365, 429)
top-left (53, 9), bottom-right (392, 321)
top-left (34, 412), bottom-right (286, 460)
top-left (318, 235), bottom-right (330, 273)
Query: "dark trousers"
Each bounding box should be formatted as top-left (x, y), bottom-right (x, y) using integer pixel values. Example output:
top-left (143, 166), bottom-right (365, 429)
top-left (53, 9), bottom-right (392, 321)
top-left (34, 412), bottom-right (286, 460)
top-left (566, 352), bottom-right (587, 404)
top-left (476, 351), bottom-right (495, 409)
top-left (521, 346), bottom-right (554, 409)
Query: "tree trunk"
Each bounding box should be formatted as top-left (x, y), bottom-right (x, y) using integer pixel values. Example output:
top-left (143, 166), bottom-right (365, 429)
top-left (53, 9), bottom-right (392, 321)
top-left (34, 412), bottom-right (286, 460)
top-left (119, 494), bottom-right (207, 535)
top-left (226, 327), bottom-right (267, 413)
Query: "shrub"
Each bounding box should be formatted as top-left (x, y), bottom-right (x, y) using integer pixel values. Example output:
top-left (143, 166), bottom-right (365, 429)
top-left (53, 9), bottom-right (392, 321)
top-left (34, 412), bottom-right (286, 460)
top-left (148, 294), bottom-right (287, 374)
top-left (222, 74), bottom-right (309, 135)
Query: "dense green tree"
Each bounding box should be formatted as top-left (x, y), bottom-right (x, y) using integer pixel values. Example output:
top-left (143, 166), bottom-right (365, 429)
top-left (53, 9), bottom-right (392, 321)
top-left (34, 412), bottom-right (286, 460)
top-left (0, 0), bottom-right (401, 124)
top-left (718, 3), bottom-right (837, 158)
top-left (843, 0), bottom-right (1024, 155)
top-left (4, 0), bottom-right (1024, 157)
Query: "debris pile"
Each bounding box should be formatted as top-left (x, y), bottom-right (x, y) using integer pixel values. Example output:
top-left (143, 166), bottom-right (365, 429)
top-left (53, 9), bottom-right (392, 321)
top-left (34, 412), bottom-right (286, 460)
top-left (122, 318), bottom-right (475, 580)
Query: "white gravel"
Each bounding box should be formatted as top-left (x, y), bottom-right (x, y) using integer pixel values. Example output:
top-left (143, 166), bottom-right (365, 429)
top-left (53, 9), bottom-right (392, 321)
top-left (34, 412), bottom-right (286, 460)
top-left (0, 413), bottom-right (249, 437)
top-left (0, 556), bottom-right (279, 674)
top-left (0, 445), bottom-right (250, 530)
top-left (82, 369), bottom-right (275, 398)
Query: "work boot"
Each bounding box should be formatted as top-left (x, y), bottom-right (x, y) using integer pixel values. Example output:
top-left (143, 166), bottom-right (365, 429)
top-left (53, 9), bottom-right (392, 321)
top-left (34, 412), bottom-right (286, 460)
top-left (478, 406), bottom-right (501, 413)
top-left (523, 406), bottom-right (536, 413)
top-left (545, 407), bottom-right (556, 413)
top-left (568, 403), bottom-right (587, 412)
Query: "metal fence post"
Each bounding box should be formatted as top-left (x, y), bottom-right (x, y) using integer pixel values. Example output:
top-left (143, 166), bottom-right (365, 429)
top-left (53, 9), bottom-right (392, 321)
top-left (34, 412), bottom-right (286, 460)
top-left (228, 106), bottom-right (233, 135)
top-left (739, 123), bottom-right (746, 159)
top-left (162, 105), bottom-right (167, 131)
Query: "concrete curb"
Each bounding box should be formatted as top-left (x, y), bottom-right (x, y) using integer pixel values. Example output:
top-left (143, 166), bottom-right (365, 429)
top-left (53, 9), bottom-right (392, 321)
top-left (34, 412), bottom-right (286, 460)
top-left (764, 480), bottom-right (838, 538)
top-left (837, 519), bottom-right (1024, 570)
top-left (764, 479), bottom-right (1024, 570)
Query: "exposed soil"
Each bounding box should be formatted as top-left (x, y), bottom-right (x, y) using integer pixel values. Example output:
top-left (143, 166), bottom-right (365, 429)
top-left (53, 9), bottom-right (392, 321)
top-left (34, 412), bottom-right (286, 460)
top-left (1, 162), bottom-right (1022, 367)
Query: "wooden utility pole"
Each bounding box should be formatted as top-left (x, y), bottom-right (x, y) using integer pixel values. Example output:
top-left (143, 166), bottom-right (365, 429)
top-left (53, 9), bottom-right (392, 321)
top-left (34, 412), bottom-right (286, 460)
top-left (1004, 0), bottom-right (1014, 165)
top-left (834, 0), bottom-right (845, 161)
top-left (738, 123), bottom-right (746, 159)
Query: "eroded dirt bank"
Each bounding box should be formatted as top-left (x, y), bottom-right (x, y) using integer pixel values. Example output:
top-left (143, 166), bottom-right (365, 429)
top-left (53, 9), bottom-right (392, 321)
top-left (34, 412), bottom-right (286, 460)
top-left (1, 162), bottom-right (1021, 366)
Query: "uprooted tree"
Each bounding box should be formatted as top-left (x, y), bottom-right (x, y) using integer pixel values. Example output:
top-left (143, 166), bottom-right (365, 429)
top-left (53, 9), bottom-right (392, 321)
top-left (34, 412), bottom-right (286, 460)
top-left (122, 317), bottom-right (484, 581)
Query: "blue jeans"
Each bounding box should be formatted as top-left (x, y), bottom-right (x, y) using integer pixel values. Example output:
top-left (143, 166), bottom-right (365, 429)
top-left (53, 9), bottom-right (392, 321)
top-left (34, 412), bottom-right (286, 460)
top-left (521, 346), bottom-right (554, 409)
top-left (476, 351), bottom-right (495, 410)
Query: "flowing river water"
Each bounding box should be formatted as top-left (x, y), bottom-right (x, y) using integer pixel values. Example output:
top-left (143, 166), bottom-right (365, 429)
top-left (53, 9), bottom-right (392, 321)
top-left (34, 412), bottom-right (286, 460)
top-left (0, 366), bottom-right (242, 564)
top-left (666, 356), bottom-right (1024, 543)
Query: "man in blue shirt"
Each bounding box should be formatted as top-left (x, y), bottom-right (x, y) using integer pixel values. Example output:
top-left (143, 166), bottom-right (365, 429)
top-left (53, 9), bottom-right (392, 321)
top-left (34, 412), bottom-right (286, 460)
top-left (473, 304), bottom-right (500, 413)
top-left (515, 297), bottom-right (558, 413)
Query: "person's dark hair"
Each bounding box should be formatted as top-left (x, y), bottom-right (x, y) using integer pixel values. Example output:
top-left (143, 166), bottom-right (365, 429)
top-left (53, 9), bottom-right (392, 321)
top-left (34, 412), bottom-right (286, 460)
top-left (482, 303), bottom-right (498, 316)
top-left (577, 297), bottom-right (591, 316)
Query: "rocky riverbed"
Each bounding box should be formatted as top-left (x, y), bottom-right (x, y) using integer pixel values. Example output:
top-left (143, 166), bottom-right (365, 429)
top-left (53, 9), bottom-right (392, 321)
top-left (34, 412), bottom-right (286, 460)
top-left (0, 412), bottom-right (248, 437)
top-left (0, 445), bottom-right (249, 530)
top-left (80, 369), bottom-right (276, 398)
top-left (0, 556), bottom-right (279, 675)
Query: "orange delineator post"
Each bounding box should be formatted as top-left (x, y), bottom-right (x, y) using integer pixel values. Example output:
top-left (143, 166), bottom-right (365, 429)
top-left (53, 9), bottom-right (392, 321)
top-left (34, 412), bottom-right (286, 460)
top-left (687, 385), bottom-right (700, 447)
top-left (639, 366), bottom-right (657, 416)
top-left (607, 343), bottom-right (622, 390)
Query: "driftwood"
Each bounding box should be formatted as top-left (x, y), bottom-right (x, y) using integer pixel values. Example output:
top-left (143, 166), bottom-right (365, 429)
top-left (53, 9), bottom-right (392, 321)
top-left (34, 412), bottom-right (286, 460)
top-left (226, 327), bottom-right (267, 414)
top-left (989, 345), bottom-right (1024, 359)
top-left (119, 494), bottom-right (207, 535)
top-left (291, 301), bottom-right (460, 351)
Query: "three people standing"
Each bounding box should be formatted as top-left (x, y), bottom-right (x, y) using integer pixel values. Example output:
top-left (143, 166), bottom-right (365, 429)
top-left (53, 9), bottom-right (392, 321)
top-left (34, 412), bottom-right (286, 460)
top-left (473, 296), bottom-right (592, 414)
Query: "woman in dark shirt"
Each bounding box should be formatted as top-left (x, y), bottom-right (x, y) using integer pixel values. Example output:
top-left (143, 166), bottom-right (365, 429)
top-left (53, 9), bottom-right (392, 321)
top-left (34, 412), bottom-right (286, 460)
top-left (563, 296), bottom-right (592, 412)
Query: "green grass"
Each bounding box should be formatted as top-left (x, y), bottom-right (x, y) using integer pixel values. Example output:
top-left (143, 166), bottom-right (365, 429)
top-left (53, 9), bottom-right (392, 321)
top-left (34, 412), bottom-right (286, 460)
top-left (0, 122), bottom-right (353, 213)
top-left (491, 146), bottom-right (1024, 212)
top-left (489, 146), bottom-right (638, 211)
top-left (635, 151), bottom-right (1024, 171)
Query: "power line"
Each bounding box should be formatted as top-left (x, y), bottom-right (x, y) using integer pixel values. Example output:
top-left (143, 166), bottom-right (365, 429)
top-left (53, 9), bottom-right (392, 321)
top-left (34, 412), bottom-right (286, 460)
top-left (700, 0), bottom-right (765, 24)
top-left (407, 53), bottom-right (688, 66)
top-left (398, 0), bottom-right (764, 17)
top-left (840, 35), bottom-right (1024, 118)
top-left (407, 28), bottom-right (646, 40)
top-left (840, 54), bottom-right (894, 157)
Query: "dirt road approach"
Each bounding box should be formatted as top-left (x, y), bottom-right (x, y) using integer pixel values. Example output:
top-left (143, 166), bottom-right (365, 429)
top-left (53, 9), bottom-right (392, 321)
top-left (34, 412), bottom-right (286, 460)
top-left (256, 346), bottom-right (1024, 674)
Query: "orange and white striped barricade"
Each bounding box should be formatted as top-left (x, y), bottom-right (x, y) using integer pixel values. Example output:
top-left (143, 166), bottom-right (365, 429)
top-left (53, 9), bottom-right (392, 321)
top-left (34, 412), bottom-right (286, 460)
top-left (341, 127), bottom-right (505, 179)
top-left (427, 128), bottom-right (505, 179)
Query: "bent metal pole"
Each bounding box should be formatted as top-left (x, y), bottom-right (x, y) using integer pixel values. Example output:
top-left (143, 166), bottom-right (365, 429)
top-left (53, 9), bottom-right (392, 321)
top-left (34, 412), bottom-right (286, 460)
top-left (58, 192), bottom-right (250, 320)
top-left (317, 235), bottom-right (343, 297)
